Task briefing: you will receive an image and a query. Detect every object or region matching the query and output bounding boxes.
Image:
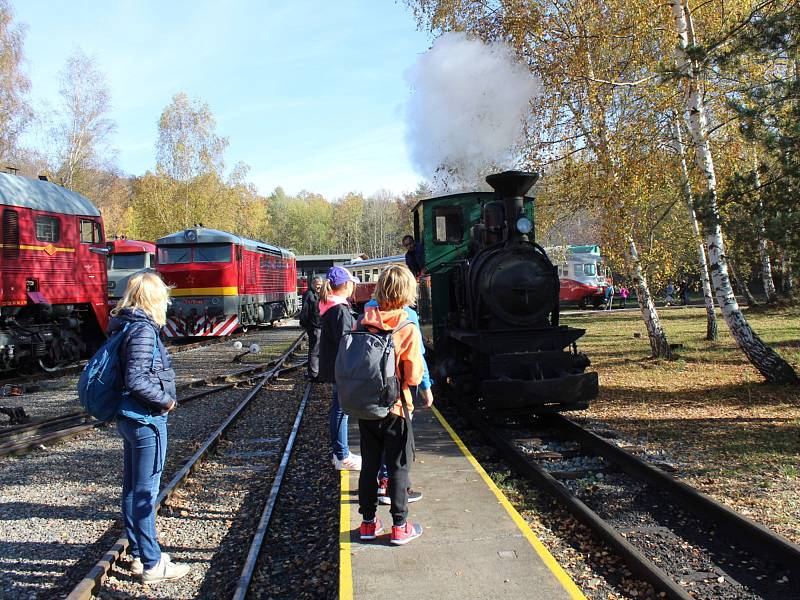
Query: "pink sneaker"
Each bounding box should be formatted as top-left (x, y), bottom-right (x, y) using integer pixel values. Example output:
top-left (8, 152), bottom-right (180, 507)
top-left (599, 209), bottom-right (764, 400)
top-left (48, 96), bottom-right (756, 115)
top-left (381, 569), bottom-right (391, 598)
top-left (333, 453), bottom-right (362, 471)
top-left (391, 521), bottom-right (423, 545)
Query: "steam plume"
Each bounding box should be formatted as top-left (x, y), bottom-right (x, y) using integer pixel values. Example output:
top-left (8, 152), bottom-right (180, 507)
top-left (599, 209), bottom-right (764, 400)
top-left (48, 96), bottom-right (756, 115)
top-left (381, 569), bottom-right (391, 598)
top-left (404, 32), bottom-right (541, 192)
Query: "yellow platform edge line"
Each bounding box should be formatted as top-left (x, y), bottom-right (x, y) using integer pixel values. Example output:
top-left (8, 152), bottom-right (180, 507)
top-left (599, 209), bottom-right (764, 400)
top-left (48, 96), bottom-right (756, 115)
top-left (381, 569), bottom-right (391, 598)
top-left (339, 469), bottom-right (354, 600)
top-left (432, 406), bottom-right (587, 600)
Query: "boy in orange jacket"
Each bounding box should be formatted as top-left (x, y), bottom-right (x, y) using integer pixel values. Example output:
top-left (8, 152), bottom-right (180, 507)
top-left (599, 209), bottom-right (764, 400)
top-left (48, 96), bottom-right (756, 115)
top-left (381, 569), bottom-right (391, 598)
top-left (358, 265), bottom-right (432, 545)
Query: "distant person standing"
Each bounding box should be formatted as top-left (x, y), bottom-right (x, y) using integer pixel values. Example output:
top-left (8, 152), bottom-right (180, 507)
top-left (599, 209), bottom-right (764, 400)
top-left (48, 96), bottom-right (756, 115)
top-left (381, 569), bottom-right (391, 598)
top-left (402, 235), bottom-right (425, 277)
top-left (681, 281), bottom-right (691, 306)
top-left (604, 283), bottom-right (615, 310)
top-left (619, 285), bottom-right (630, 308)
top-left (665, 281), bottom-right (676, 306)
top-left (299, 277), bottom-right (322, 379)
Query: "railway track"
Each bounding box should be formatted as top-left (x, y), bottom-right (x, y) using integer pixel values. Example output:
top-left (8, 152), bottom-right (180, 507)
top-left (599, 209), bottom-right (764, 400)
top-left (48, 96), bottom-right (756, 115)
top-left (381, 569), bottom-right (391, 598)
top-left (0, 332), bottom-right (306, 457)
top-left (64, 337), bottom-right (307, 599)
top-left (451, 398), bottom-right (800, 600)
top-left (0, 327), bottom-right (260, 388)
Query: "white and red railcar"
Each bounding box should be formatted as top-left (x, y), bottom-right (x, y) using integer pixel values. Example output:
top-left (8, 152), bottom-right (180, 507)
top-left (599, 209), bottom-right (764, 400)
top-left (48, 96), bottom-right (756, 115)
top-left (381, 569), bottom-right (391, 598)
top-left (106, 238), bottom-right (156, 307)
top-left (0, 173), bottom-right (108, 371)
top-left (156, 228), bottom-right (299, 338)
top-left (545, 244), bottom-right (610, 308)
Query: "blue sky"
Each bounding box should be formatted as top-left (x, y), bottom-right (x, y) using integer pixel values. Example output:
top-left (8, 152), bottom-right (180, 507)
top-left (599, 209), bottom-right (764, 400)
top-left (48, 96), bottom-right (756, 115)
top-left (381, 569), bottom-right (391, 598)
top-left (14, 1), bottom-right (433, 198)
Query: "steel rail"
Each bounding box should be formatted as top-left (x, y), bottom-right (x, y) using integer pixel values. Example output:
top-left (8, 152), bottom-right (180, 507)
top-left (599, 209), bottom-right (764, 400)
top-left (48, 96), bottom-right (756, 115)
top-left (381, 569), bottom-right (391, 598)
top-left (451, 398), bottom-right (694, 600)
top-left (0, 410), bottom-right (89, 443)
top-left (0, 334), bottom-right (305, 458)
top-left (65, 334), bottom-right (306, 600)
top-left (232, 381), bottom-right (312, 600)
top-left (549, 414), bottom-right (800, 579)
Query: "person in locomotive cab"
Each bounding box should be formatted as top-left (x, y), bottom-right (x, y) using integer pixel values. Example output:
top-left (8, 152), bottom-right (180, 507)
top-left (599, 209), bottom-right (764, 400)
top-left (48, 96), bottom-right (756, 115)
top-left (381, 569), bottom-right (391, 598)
top-left (357, 265), bottom-right (429, 545)
top-left (108, 272), bottom-right (191, 583)
top-left (402, 235), bottom-right (426, 277)
top-left (318, 266), bottom-right (362, 471)
top-left (299, 276), bottom-right (323, 380)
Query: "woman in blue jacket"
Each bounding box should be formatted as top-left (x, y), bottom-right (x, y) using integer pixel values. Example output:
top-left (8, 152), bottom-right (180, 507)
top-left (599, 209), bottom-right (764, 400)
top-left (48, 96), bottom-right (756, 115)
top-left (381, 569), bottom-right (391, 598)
top-left (108, 272), bottom-right (190, 583)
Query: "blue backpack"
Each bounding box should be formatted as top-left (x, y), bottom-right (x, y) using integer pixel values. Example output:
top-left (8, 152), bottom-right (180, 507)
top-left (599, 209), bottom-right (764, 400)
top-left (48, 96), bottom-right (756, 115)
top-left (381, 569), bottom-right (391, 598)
top-left (78, 323), bottom-right (132, 421)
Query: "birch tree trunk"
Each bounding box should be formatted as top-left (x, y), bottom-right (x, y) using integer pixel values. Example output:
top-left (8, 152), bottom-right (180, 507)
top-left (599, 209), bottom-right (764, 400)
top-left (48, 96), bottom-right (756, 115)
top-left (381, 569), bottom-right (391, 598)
top-left (673, 119), bottom-right (717, 340)
top-left (752, 150), bottom-right (777, 301)
top-left (628, 236), bottom-right (673, 359)
top-left (671, 0), bottom-right (798, 384)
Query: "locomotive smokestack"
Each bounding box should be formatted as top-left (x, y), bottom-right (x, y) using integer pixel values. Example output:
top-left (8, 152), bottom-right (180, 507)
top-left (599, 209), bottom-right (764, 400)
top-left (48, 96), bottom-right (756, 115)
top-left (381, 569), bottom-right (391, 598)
top-left (486, 170), bottom-right (539, 243)
top-left (485, 170), bottom-right (539, 198)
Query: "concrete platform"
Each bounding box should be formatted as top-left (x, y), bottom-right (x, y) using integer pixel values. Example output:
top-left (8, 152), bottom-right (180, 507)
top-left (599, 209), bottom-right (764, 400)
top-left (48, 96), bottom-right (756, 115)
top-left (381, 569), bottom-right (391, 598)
top-left (339, 407), bottom-right (585, 600)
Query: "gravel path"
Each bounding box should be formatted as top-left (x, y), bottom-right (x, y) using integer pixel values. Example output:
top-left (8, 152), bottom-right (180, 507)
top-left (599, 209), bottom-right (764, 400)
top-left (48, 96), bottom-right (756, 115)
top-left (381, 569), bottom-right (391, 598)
top-left (0, 322), bottom-right (301, 423)
top-left (0, 372), bottom-right (284, 599)
top-left (99, 376), bottom-right (307, 599)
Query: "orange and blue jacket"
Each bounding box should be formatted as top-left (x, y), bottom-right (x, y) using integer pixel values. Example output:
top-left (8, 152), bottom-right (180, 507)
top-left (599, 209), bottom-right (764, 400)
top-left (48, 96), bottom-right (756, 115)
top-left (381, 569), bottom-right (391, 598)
top-left (360, 305), bottom-right (424, 417)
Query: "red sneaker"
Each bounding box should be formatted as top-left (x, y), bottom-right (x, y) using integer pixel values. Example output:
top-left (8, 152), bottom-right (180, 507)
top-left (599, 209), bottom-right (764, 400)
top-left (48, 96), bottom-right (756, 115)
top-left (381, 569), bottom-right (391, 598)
top-left (359, 518), bottom-right (384, 541)
top-left (377, 477), bottom-right (389, 500)
top-left (391, 521), bottom-right (423, 545)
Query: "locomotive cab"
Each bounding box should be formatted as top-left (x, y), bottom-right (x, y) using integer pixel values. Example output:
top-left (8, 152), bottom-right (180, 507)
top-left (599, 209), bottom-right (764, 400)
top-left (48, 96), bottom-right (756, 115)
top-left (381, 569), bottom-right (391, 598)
top-left (414, 171), bottom-right (598, 414)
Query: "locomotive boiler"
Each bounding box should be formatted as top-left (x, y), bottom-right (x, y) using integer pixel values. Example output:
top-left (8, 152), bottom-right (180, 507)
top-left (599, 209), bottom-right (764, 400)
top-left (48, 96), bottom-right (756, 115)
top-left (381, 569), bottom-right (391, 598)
top-left (414, 170), bottom-right (598, 413)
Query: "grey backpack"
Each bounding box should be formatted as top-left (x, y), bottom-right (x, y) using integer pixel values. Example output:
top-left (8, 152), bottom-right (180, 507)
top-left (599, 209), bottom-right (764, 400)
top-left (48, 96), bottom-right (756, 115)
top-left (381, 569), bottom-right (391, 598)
top-left (335, 320), bottom-right (413, 420)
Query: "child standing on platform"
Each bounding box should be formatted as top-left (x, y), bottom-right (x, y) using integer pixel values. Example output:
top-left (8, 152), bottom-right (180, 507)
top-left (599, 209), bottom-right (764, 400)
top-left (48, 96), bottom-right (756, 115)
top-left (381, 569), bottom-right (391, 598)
top-left (357, 265), bottom-right (429, 545)
top-left (317, 266), bottom-right (361, 471)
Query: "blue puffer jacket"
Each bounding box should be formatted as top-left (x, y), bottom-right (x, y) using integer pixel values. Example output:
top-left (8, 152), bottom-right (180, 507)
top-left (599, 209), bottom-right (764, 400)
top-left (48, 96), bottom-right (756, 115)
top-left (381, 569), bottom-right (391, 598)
top-left (108, 308), bottom-right (176, 423)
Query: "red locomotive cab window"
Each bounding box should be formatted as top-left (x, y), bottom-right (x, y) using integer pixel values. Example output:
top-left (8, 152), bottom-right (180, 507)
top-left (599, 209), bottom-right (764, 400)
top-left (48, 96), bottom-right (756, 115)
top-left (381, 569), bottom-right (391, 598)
top-left (2, 209), bottom-right (19, 258)
top-left (80, 219), bottom-right (103, 243)
top-left (35, 216), bottom-right (61, 242)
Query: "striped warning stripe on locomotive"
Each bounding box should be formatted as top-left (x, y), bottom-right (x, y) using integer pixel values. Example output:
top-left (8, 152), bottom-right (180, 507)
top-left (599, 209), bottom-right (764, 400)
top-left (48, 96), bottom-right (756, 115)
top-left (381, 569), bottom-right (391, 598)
top-left (163, 314), bottom-right (240, 338)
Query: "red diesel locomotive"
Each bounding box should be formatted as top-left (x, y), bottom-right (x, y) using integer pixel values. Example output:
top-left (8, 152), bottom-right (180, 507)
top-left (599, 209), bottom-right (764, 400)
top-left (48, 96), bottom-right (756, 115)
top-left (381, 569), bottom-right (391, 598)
top-left (0, 173), bottom-right (108, 372)
top-left (156, 228), bottom-right (299, 338)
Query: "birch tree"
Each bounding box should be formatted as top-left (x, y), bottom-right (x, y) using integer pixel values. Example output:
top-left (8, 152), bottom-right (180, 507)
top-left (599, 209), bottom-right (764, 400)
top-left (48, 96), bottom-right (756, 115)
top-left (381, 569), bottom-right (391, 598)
top-left (669, 0), bottom-right (797, 384)
top-left (752, 155), bottom-right (778, 302)
top-left (0, 0), bottom-right (31, 164)
top-left (672, 118), bottom-right (718, 340)
top-left (53, 49), bottom-right (116, 191)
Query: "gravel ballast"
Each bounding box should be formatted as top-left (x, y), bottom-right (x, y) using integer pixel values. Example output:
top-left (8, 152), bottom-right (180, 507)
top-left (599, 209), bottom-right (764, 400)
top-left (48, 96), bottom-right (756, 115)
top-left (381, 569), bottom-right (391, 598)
top-left (0, 329), bottom-right (303, 600)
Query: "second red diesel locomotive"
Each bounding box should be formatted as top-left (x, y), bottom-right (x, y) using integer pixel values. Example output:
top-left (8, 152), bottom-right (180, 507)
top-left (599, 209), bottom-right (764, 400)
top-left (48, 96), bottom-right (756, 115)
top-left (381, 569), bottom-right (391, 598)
top-left (156, 228), bottom-right (299, 338)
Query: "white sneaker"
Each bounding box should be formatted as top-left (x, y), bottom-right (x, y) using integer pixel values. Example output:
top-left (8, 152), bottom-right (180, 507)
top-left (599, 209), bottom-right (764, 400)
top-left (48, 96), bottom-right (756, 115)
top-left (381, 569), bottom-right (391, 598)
top-left (333, 452), bottom-right (362, 471)
top-left (131, 552), bottom-right (170, 575)
top-left (142, 553), bottom-right (190, 583)
top-left (130, 557), bottom-right (143, 575)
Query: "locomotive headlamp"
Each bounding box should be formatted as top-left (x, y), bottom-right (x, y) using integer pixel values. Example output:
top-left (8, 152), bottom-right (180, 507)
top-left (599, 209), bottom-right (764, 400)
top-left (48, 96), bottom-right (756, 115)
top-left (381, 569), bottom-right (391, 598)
top-left (516, 217), bottom-right (533, 234)
top-left (184, 229), bottom-right (198, 242)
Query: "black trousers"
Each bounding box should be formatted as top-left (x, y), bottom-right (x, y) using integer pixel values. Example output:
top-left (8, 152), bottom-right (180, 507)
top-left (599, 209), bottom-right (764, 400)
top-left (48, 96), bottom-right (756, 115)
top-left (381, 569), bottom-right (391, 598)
top-left (358, 414), bottom-right (412, 526)
top-left (306, 326), bottom-right (321, 377)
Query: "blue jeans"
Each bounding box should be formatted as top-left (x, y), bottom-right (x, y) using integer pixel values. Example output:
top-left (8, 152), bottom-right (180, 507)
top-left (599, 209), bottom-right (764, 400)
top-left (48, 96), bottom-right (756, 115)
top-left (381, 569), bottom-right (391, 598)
top-left (118, 415), bottom-right (167, 570)
top-left (330, 385), bottom-right (350, 460)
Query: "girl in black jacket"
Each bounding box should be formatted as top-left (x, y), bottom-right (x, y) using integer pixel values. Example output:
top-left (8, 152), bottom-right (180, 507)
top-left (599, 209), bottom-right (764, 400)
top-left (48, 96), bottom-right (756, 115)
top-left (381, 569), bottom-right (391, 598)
top-left (317, 266), bottom-right (361, 470)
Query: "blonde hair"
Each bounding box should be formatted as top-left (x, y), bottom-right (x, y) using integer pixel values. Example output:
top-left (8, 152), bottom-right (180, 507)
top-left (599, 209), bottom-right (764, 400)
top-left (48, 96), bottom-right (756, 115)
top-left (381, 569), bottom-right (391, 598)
top-left (374, 265), bottom-right (417, 310)
top-left (319, 278), bottom-right (352, 304)
top-left (111, 272), bottom-right (171, 327)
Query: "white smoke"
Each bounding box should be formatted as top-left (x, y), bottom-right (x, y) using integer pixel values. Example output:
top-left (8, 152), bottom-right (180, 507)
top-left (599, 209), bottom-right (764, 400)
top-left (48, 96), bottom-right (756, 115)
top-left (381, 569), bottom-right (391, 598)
top-left (404, 32), bottom-right (541, 193)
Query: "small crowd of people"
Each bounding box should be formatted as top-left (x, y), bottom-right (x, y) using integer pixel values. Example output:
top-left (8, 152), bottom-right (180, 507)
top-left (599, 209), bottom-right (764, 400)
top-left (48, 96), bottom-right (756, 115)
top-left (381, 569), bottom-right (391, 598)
top-left (103, 237), bottom-right (432, 587)
top-left (299, 235), bottom-right (432, 545)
